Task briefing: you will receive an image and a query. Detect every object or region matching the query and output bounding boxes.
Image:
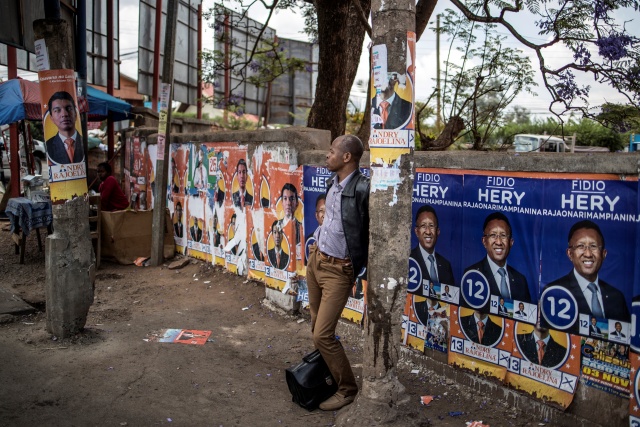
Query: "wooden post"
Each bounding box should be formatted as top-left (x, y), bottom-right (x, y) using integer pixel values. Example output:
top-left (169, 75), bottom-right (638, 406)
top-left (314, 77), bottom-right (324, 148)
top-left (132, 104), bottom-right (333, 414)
top-left (150, 0), bottom-right (179, 266)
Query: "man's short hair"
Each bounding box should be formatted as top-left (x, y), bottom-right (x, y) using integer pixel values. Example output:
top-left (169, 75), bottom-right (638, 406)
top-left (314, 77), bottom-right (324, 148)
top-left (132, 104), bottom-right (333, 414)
top-left (415, 205), bottom-right (438, 228)
top-left (483, 212), bottom-right (512, 236)
top-left (236, 158), bottom-right (247, 170)
top-left (47, 91), bottom-right (76, 113)
top-left (281, 183), bottom-right (298, 198)
top-left (315, 194), bottom-right (326, 210)
top-left (97, 162), bottom-right (112, 174)
top-left (340, 135), bottom-right (364, 162)
top-left (568, 220), bottom-right (605, 248)
top-left (615, 321), bottom-right (622, 328)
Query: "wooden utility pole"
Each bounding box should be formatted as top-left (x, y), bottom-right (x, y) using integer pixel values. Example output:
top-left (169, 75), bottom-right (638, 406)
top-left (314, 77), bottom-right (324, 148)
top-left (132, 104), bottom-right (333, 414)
top-left (337, 0), bottom-right (417, 425)
top-left (35, 4), bottom-right (95, 338)
top-left (150, 0), bottom-right (179, 266)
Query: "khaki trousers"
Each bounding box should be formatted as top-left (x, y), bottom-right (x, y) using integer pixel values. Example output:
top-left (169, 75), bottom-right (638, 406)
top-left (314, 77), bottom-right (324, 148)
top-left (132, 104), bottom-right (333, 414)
top-left (306, 246), bottom-right (358, 397)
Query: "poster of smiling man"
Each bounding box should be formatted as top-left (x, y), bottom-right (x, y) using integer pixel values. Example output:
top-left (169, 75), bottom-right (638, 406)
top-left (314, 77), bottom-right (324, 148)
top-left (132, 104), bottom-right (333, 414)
top-left (539, 175), bottom-right (637, 341)
top-left (460, 173), bottom-right (543, 324)
top-left (38, 69), bottom-right (87, 201)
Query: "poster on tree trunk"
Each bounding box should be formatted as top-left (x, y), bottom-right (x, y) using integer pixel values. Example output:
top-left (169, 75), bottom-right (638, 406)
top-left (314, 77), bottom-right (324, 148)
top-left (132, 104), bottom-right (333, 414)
top-left (38, 69), bottom-right (87, 202)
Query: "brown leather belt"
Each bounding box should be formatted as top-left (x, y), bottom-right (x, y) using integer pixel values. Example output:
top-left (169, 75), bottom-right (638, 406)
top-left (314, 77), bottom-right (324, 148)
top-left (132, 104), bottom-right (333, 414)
top-left (317, 250), bottom-right (351, 265)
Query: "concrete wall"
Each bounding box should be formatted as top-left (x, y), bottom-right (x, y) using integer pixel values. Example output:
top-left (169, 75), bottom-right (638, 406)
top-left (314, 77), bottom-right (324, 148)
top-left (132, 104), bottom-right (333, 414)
top-left (132, 126), bottom-right (639, 426)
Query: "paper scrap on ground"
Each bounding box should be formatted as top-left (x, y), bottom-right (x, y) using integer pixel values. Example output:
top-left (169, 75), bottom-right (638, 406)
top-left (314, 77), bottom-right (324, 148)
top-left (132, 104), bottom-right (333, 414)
top-left (420, 396), bottom-right (434, 406)
top-left (146, 329), bottom-right (211, 345)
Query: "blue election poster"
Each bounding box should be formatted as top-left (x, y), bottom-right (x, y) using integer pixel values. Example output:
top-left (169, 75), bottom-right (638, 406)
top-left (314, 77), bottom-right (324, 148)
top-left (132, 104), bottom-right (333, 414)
top-left (539, 175), bottom-right (637, 341)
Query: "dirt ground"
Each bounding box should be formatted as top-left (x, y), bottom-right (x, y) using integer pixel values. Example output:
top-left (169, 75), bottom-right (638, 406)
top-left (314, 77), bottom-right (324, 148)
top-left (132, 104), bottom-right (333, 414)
top-left (0, 224), bottom-right (552, 427)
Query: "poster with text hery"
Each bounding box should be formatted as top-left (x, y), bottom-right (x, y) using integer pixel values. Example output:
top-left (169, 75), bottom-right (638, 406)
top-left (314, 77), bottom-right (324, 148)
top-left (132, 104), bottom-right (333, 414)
top-left (448, 306), bottom-right (514, 381)
top-left (409, 169), bottom-right (464, 306)
top-left (302, 165), bottom-right (332, 265)
top-left (539, 175), bottom-right (637, 340)
top-left (38, 69), bottom-right (87, 202)
top-left (460, 173), bottom-right (543, 324)
top-left (506, 322), bottom-right (580, 408)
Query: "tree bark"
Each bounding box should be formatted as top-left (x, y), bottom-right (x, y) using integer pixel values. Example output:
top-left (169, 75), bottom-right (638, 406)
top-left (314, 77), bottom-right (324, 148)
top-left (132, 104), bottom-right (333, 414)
top-left (307, 0), bottom-right (371, 140)
top-left (336, 0), bottom-right (419, 425)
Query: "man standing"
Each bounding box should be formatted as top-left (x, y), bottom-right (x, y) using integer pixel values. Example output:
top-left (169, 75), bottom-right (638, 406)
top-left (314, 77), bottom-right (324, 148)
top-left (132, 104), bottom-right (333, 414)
top-left (307, 134), bottom-right (369, 411)
top-left (543, 220), bottom-right (629, 323)
top-left (232, 159), bottom-right (253, 208)
top-left (46, 91), bottom-right (84, 164)
top-left (410, 205), bottom-right (455, 296)
top-left (465, 212), bottom-right (531, 307)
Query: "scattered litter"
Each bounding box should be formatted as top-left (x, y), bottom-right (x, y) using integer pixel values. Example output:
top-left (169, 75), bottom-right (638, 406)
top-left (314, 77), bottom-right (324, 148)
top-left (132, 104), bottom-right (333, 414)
top-left (194, 278), bottom-right (199, 281)
top-left (145, 329), bottom-right (212, 345)
top-left (204, 281), bottom-right (211, 284)
top-left (133, 257), bottom-right (150, 266)
top-left (243, 280), bottom-right (249, 284)
top-left (449, 411), bottom-right (464, 417)
top-left (167, 418), bottom-right (172, 423)
top-left (220, 292), bottom-right (225, 294)
top-left (23, 322), bottom-right (35, 325)
top-left (297, 319), bottom-right (305, 324)
top-left (193, 274), bottom-right (197, 277)
top-left (420, 396), bottom-right (433, 406)
top-left (168, 258), bottom-right (190, 270)
top-left (242, 307), bottom-right (249, 311)
top-left (466, 422), bottom-right (489, 427)
top-left (411, 369), bottom-right (419, 374)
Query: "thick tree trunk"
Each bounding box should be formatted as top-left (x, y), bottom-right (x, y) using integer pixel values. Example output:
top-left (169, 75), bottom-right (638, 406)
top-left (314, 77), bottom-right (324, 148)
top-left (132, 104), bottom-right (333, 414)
top-left (307, 0), bottom-right (370, 140)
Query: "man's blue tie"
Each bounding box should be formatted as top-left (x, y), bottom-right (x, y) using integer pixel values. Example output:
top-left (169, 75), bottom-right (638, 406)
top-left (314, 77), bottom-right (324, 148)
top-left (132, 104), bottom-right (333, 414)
top-left (428, 254), bottom-right (439, 286)
top-left (498, 267), bottom-right (510, 299)
top-left (588, 282), bottom-right (605, 318)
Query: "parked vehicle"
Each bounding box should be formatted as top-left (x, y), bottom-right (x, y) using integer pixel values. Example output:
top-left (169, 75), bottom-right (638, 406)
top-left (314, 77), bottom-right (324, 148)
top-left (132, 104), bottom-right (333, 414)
top-left (513, 134), bottom-right (609, 153)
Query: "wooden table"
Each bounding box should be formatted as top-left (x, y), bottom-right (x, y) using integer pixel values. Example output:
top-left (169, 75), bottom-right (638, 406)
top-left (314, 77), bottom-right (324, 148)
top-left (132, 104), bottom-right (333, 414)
top-left (5, 197), bottom-right (53, 264)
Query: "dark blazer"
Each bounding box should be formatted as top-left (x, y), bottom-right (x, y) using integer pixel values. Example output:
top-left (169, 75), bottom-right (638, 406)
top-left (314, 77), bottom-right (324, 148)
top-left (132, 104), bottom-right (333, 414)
top-left (517, 333), bottom-right (567, 369)
top-left (589, 324), bottom-right (602, 335)
top-left (497, 304), bottom-right (508, 315)
top-left (544, 271), bottom-right (630, 322)
top-left (465, 258), bottom-right (531, 309)
top-left (514, 310), bottom-right (526, 318)
top-left (460, 314), bottom-right (502, 347)
top-left (190, 225), bottom-right (202, 242)
top-left (610, 330), bottom-right (626, 338)
top-left (46, 134), bottom-right (85, 164)
top-left (232, 190), bottom-right (253, 208)
top-left (268, 248), bottom-right (289, 270)
top-left (252, 242), bottom-right (263, 261)
top-left (174, 222), bottom-right (183, 238)
top-left (372, 95), bottom-right (413, 129)
top-left (409, 246), bottom-right (455, 296)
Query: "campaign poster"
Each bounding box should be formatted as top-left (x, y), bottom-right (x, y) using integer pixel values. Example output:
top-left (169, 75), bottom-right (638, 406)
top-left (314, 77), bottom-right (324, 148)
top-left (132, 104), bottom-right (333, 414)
top-left (247, 208), bottom-right (266, 281)
top-left (129, 137), bottom-right (153, 210)
top-left (630, 351), bottom-right (640, 425)
top-left (506, 322), bottom-right (580, 408)
top-left (169, 143), bottom-right (190, 254)
top-left (38, 69), bottom-right (87, 202)
top-left (460, 173), bottom-right (543, 324)
top-left (539, 175), bottom-right (637, 340)
top-left (448, 306), bottom-right (514, 381)
top-left (302, 165), bottom-right (332, 266)
top-left (264, 209), bottom-right (296, 292)
top-left (402, 294), bottom-right (428, 352)
top-left (169, 195), bottom-right (187, 251)
top-left (247, 146), bottom-right (272, 279)
top-left (188, 142), bottom-right (210, 195)
top-left (271, 162), bottom-right (304, 278)
top-left (369, 31), bottom-right (415, 149)
top-left (409, 170), bottom-right (464, 306)
top-left (580, 337), bottom-right (631, 398)
top-left (146, 142), bottom-right (157, 208)
top-left (186, 194), bottom-right (209, 259)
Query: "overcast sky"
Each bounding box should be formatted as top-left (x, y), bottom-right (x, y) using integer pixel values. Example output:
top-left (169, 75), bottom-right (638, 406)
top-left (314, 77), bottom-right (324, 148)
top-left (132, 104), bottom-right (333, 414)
top-left (8, 0), bottom-right (636, 121)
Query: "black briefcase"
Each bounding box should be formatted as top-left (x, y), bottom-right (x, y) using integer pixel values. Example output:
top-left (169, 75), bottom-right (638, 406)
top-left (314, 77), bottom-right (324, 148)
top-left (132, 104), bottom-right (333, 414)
top-left (285, 349), bottom-right (338, 411)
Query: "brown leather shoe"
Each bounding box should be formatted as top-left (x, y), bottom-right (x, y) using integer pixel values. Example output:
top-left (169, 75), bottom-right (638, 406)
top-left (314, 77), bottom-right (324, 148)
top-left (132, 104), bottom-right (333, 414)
top-left (318, 393), bottom-right (355, 411)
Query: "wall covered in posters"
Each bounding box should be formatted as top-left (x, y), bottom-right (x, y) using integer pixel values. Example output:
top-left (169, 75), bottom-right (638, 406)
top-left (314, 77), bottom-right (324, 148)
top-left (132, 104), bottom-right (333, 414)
top-left (159, 142), bottom-right (638, 415)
